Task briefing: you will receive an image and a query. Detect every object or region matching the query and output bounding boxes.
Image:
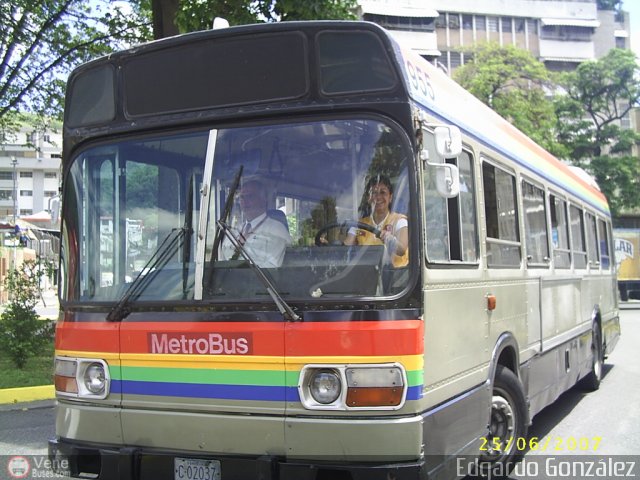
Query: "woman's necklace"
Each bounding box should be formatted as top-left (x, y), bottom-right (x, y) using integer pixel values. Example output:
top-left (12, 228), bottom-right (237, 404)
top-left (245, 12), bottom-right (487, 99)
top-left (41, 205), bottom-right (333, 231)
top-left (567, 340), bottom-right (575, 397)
top-left (371, 211), bottom-right (390, 230)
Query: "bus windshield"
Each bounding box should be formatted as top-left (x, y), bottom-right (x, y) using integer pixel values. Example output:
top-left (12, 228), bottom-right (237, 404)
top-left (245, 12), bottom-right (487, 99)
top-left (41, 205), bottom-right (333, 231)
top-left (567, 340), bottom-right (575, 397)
top-left (61, 117), bottom-right (414, 305)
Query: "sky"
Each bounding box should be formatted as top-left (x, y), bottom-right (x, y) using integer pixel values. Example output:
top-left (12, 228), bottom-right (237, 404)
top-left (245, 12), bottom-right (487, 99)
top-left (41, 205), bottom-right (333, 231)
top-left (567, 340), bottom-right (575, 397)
top-left (621, 0), bottom-right (640, 56)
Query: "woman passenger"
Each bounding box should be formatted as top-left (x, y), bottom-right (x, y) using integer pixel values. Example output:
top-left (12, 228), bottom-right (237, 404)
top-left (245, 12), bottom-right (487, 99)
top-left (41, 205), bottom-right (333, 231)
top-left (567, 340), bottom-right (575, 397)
top-left (344, 174), bottom-right (408, 268)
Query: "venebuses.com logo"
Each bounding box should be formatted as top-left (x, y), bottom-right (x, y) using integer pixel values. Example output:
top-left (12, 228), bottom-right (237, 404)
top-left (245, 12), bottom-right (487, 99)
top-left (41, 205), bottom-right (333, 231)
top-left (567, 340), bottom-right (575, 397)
top-left (5, 455), bottom-right (71, 478)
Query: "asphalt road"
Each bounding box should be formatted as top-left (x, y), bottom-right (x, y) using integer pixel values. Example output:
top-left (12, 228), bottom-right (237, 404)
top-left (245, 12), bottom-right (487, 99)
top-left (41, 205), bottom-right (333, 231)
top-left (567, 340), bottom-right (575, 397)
top-left (1, 307), bottom-right (639, 479)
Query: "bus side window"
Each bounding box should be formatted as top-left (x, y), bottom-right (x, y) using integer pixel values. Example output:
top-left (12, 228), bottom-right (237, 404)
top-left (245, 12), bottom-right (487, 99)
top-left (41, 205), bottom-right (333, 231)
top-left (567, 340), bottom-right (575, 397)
top-left (425, 150), bottom-right (478, 263)
top-left (550, 194), bottom-right (571, 268)
top-left (569, 204), bottom-right (587, 269)
top-left (482, 160), bottom-right (520, 267)
top-left (598, 218), bottom-right (611, 270)
top-left (522, 180), bottom-right (550, 266)
top-left (585, 212), bottom-right (599, 268)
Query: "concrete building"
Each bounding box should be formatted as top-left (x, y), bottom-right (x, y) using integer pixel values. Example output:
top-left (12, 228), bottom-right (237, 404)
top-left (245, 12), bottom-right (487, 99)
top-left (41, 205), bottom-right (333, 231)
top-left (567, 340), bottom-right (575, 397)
top-left (358, 0), bottom-right (631, 73)
top-left (0, 125), bottom-right (61, 222)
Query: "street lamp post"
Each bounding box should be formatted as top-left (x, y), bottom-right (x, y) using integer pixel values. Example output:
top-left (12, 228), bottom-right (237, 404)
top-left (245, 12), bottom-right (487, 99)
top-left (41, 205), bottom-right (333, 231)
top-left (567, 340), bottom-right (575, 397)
top-left (11, 156), bottom-right (17, 270)
top-left (11, 156), bottom-right (17, 224)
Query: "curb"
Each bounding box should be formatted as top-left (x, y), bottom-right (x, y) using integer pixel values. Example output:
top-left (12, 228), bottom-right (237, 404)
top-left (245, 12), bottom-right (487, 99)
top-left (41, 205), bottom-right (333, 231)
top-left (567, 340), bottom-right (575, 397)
top-left (0, 385), bottom-right (55, 405)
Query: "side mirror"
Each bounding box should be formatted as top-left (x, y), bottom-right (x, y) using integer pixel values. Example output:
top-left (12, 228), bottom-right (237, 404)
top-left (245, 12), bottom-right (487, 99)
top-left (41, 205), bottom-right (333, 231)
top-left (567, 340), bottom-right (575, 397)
top-left (434, 163), bottom-right (460, 198)
top-left (434, 126), bottom-right (462, 158)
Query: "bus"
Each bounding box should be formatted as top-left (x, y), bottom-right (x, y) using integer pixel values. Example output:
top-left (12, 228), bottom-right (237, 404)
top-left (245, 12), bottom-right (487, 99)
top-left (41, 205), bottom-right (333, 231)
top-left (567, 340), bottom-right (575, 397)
top-left (49, 20), bottom-right (620, 480)
top-left (614, 228), bottom-right (640, 301)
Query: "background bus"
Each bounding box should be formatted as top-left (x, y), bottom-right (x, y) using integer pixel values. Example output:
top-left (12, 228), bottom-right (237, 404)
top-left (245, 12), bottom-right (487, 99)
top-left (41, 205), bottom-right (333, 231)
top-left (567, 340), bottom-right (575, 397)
top-left (50, 21), bottom-right (619, 480)
top-left (614, 228), bottom-right (640, 301)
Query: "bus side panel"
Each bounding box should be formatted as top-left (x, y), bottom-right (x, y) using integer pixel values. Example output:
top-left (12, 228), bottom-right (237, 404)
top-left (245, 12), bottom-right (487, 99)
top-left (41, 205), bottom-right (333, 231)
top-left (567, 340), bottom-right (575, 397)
top-left (540, 277), bottom-right (581, 350)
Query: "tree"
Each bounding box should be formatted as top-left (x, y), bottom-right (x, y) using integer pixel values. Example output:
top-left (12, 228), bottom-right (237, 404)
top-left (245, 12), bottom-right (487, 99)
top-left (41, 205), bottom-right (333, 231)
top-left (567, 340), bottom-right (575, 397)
top-left (0, 261), bottom-right (54, 369)
top-left (453, 43), bottom-right (564, 157)
top-left (147, 0), bottom-right (357, 38)
top-left (555, 48), bottom-right (640, 215)
top-left (596, 0), bottom-right (622, 10)
top-left (0, 1), bottom-right (150, 128)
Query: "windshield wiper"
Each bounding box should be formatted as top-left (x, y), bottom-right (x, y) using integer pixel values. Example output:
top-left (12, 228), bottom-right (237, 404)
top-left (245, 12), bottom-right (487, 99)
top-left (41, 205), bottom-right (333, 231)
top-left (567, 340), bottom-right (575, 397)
top-left (217, 219), bottom-right (301, 322)
top-left (107, 227), bottom-right (187, 322)
top-left (210, 165), bottom-right (243, 265)
top-left (182, 174), bottom-right (195, 299)
top-left (205, 165), bottom-right (243, 289)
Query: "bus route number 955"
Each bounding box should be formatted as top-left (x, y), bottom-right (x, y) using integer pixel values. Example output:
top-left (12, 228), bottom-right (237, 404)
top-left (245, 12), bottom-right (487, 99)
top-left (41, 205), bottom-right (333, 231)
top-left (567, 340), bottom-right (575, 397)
top-left (174, 458), bottom-right (221, 480)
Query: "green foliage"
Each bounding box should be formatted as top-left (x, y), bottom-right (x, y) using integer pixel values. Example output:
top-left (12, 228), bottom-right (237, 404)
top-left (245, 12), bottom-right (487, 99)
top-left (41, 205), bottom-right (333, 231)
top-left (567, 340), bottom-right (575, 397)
top-left (0, 0), bottom-right (150, 125)
top-left (556, 49), bottom-right (640, 156)
top-left (147, 0), bottom-right (357, 36)
top-left (589, 155), bottom-right (640, 216)
top-left (0, 338), bottom-right (54, 388)
top-left (0, 262), bottom-right (55, 369)
top-left (264, 0), bottom-right (358, 22)
top-left (555, 48), bottom-right (640, 215)
top-left (596, 0), bottom-right (622, 10)
top-left (453, 43), bottom-right (563, 156)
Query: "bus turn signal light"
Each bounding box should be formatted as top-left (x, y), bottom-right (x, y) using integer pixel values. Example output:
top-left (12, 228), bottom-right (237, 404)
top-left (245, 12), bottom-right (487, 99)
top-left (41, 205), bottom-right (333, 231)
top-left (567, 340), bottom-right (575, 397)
top-left (54, 375), bottom-right (78, 394)
top-left (345, 366), bottom-right (405, 408)
top-left (346, 387), bottom-right (403, 407)
top-left (487, 294), bottom-right (497, 311)
top-left (54, 358), bottom-right (78, 395)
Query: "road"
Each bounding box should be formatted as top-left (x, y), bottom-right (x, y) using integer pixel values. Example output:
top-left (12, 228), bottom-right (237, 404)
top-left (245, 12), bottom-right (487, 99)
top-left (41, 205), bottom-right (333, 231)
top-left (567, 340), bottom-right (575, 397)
top-left (1, 308), bottom-right (639, 479)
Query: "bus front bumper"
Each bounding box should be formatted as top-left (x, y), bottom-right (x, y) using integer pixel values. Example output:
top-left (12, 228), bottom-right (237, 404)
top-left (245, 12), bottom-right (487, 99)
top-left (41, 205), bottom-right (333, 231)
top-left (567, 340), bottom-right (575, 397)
top-left (48, 437), bottom-right (428, 480)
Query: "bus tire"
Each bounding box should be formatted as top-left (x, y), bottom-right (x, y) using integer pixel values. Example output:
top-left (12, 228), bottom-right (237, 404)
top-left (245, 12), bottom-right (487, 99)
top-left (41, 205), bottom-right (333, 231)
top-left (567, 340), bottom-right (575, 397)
top-left (479, 365), bottom-right (528, 478)
top-left (579, 323), bottom-right (603, 391)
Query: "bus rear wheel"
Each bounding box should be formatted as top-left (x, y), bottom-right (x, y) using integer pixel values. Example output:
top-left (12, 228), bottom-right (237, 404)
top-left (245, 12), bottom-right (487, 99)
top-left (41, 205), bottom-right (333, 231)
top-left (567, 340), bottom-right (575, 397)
top-left (479, 365), bottom-right (528, 477)
top-left (580, 323), bottom-right (603, 391)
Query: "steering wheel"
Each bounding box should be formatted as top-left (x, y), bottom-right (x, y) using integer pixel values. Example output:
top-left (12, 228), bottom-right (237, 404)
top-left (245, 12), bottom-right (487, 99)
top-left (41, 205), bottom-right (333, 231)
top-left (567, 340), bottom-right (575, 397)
top-left (314, 221), bottom-right (381, 246)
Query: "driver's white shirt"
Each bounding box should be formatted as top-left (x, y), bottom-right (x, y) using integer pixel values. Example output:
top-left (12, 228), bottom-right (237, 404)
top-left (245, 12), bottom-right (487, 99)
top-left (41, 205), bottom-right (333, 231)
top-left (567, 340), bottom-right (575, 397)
top-left (220, 212), bottom-right (292, 268)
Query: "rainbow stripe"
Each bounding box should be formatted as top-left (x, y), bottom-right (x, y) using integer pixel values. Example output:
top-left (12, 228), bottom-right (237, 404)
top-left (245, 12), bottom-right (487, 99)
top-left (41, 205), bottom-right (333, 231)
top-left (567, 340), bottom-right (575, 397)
top-left (55, 319), bottom-right (424, 403)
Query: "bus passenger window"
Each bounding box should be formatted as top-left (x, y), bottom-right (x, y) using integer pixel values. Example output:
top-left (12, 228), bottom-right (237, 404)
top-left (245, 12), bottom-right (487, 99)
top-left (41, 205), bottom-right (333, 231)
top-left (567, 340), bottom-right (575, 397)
top-left (585, 212), bottom-right (599, 268)
top-left (598, 219), bottom-right (611, 269)
top-left (550, 194), bottom-right (570, 269)
top-left (424, 150), bottom-right (478, 263)
top-left (482, 161), bottom-right (520, 267)
top-left (522, 180), bottom-right (549, 266)
top-left (569, 205), bottom-right (587, 269)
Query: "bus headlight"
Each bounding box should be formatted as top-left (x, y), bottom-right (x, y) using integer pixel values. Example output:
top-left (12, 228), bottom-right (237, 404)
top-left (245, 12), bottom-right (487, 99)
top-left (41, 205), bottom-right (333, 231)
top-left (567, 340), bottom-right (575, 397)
top-left (309, 369), bottom-right (341, 404)
top-left (83, 362), bottom-right (107, 395)
top-left (298, 363), bottom-right (407, 410)
top-left (54, 357), bottom-right (110, 400)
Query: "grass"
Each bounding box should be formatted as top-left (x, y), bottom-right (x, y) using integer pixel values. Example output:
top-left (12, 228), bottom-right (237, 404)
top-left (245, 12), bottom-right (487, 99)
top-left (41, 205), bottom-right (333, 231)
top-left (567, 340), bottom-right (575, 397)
top-left (0, 337), bottom-right (55, 389)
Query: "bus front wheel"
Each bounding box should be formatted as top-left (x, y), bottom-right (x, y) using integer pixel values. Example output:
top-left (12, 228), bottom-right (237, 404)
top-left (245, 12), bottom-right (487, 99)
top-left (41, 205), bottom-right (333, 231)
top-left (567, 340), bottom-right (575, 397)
top-left (480, 365), bottom-right (528, 477)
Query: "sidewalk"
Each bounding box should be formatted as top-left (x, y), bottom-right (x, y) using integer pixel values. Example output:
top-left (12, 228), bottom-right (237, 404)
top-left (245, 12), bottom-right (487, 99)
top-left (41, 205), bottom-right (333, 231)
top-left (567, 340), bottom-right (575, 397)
top-left (35, 287), bottom-right (60, 320)
top-left (0, 287), bottom-right (59, 320)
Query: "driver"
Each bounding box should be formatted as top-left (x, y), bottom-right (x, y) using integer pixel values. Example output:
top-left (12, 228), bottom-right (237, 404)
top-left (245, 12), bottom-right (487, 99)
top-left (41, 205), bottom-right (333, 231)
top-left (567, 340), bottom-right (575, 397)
top-left (220, 179), bottom-right (292, 268)
top-left (344, 174), bottom-right (408, 268)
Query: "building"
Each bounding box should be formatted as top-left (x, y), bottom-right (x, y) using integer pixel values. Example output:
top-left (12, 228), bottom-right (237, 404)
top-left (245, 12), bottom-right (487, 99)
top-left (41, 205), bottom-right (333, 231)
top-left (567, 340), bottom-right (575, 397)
top-left (358, 0), bottom-right (631, 73)
top-left (0, 125), bottom-right (62, 222)
top-left (0, 124), bottom-right (61, 296)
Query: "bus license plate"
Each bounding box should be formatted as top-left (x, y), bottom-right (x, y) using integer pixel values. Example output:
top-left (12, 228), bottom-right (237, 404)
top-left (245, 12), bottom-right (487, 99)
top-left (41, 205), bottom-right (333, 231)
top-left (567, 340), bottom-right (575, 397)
top-left (174, 458), bottom-right (221, 480)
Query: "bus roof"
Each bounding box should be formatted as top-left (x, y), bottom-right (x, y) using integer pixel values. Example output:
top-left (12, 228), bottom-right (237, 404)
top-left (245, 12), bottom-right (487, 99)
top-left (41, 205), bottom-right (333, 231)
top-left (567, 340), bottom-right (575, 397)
top-left (64, 20), bottom-right (609, 216)
top-left (391, 44), bottom-right (609, 216)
